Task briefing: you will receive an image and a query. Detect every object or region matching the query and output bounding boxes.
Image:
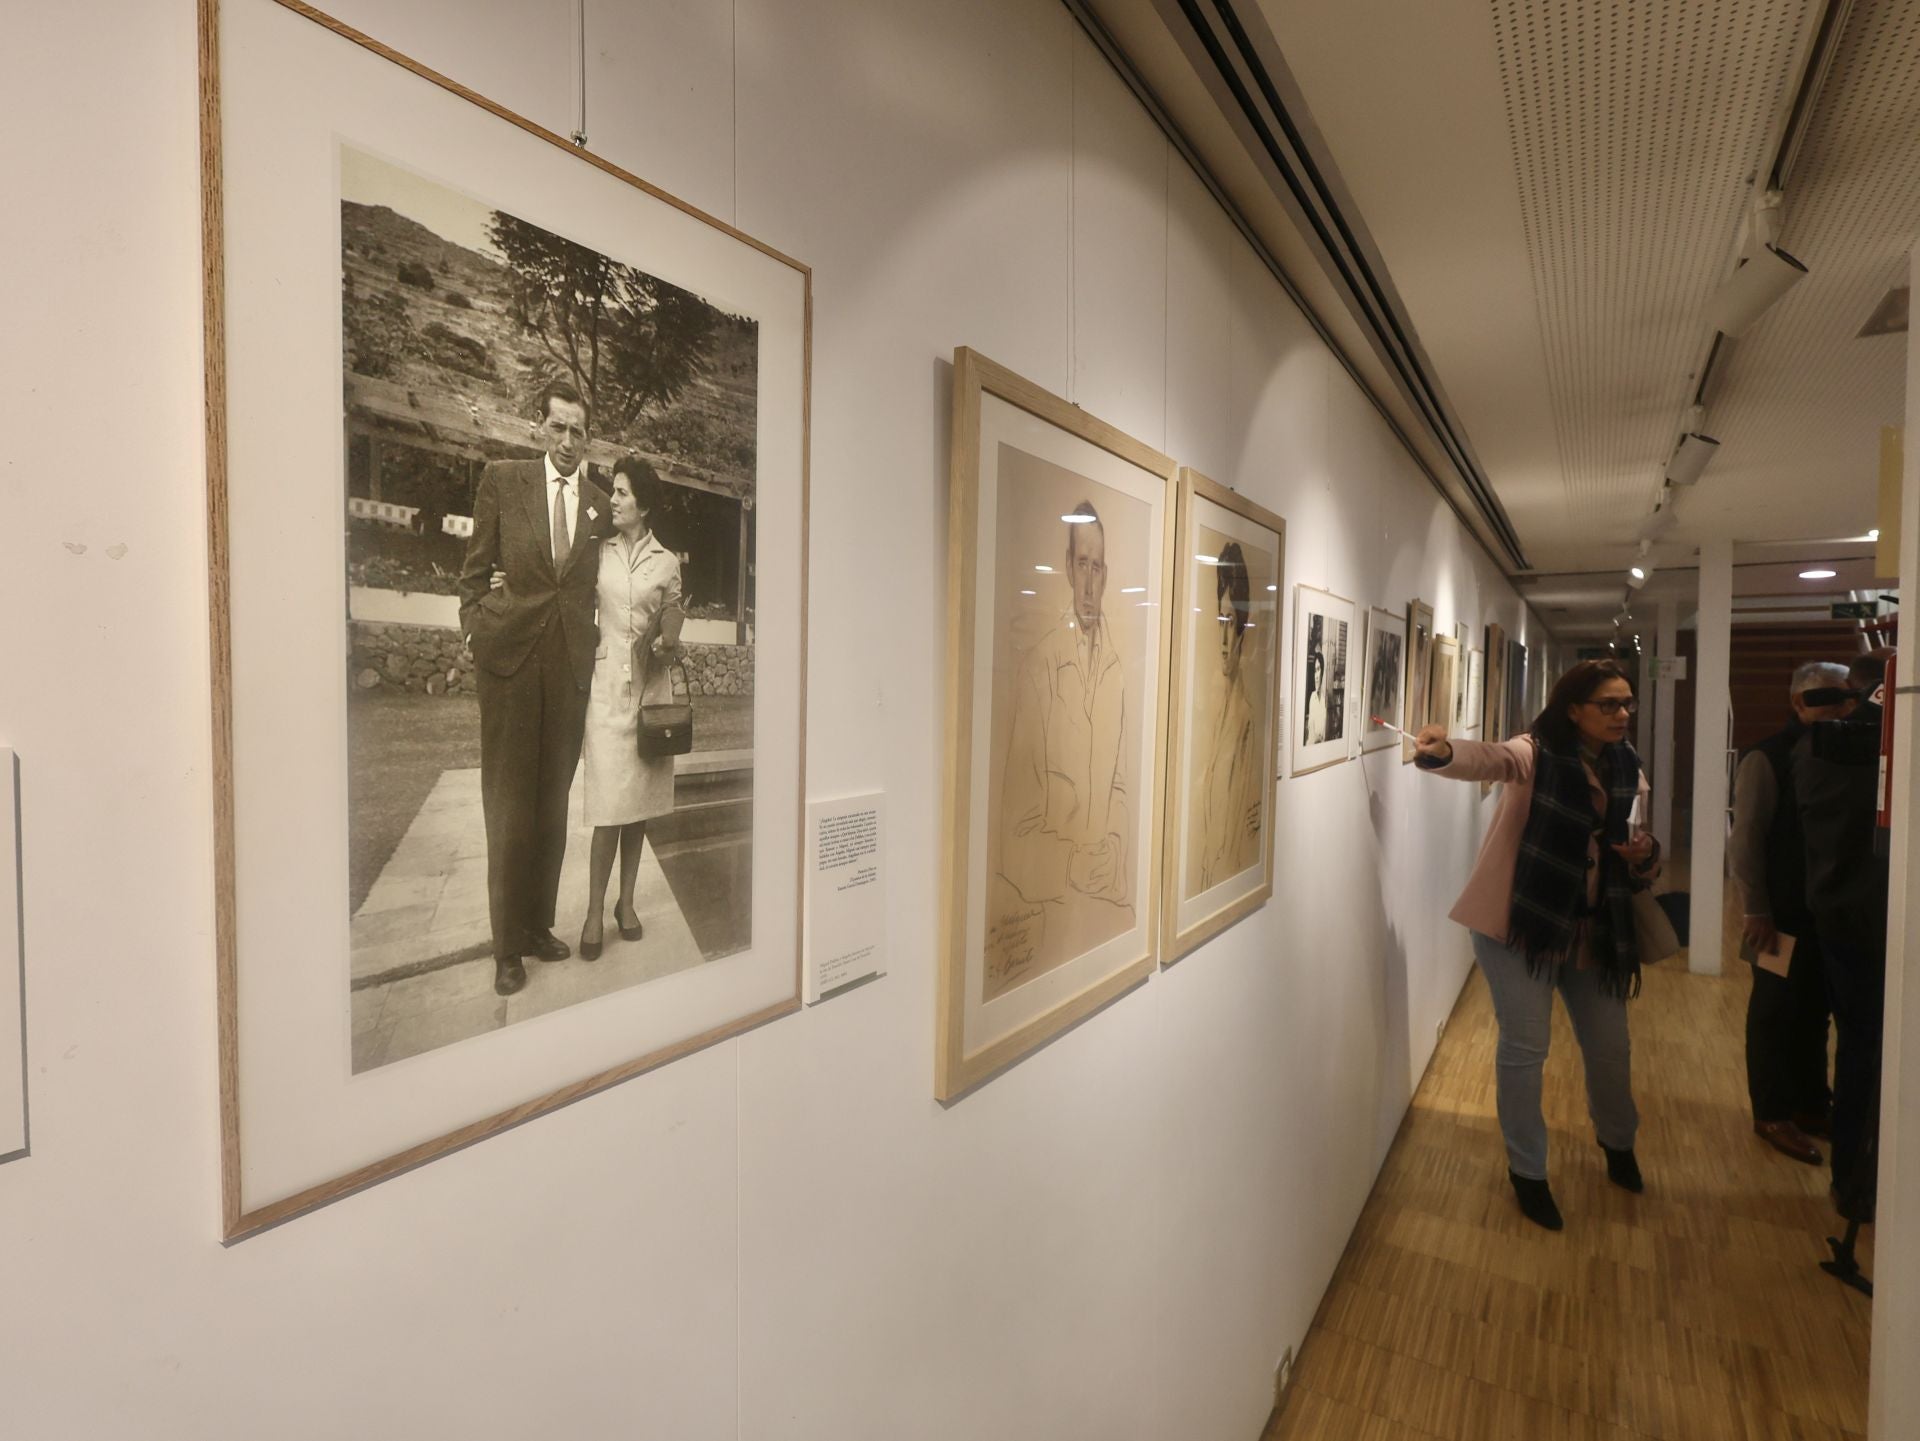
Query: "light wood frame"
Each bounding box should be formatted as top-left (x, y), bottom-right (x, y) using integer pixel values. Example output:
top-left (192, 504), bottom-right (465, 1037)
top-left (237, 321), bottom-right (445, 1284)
top-left (200, 0), bottom-right (811, 1238)
top-left (1289, 583), bottom-right (1359, 776)
top-left (1360, 606), bottom-right (1407, 755)
top-left (1429, 634), bottom-right (1462, 733)
top-left (1402, 599), bottom-right (1435, 763)
top-left (1160, 470), bottom-right (1285, 966)
top-left (936, 348), bottom-right (1176, 1100)
top-left (1484, 622), bottom-right (1509, 743)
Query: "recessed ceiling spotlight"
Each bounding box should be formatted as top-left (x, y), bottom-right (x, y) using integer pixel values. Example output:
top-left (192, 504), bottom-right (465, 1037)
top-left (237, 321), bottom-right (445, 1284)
top-left (1800, 568), bottom-right (1838, 580)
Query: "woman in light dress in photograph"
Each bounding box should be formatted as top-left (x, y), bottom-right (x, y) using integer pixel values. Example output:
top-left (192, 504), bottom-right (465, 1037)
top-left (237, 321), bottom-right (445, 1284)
top-left (578, 455), bottom-right (685, 959)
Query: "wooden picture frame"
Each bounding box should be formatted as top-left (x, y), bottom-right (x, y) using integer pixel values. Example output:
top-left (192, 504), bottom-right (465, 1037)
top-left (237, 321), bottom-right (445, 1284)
top-left (1160, 470), bottom-right (1285, 966)
top-left (1360, 607), bottom-right (1408, 755)
top-left (1463, 647), bottom-right (1484, 733)
top-left (1507, 639), bottom-right (1531, 739)
top-left (1401, 599), bottom-right (1435, 763)
top-left (1483, 622), bottom-right (1509, 743)
top-left (201, 0), bottom-right (810, 1237)
top-left (1290, 584), bottom-right (1358, 776)
top-left (937, 348), bottom-right (1175, 1099)
top-left (0, 749), bottom-right (22, 1163)
top-left (1429, 635), bottom-right (1461, 733)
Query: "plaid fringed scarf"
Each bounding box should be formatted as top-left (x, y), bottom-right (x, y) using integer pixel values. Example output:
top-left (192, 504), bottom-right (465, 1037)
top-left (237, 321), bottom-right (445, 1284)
top-left (1508, 736), bottom-right (1644, 999)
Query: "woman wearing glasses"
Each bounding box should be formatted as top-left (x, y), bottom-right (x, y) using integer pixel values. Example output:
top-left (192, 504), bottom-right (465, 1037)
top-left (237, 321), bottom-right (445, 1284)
top-left (1413, 659), bottom-right (1659, 1230)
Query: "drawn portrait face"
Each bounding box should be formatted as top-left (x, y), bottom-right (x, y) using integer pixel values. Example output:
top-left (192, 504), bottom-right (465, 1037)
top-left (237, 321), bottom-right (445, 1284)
top-left (1214, 542), bottom-right (1250, 682)
top-left (1066, 516), bottom-right (1107, 634)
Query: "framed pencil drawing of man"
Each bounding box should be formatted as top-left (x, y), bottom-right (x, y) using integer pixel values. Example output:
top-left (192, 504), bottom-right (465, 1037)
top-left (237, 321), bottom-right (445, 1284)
top-left (937, 349), bottom-right (1175, 1099)
top-left (1161, 471), bottom-right (1284, 965)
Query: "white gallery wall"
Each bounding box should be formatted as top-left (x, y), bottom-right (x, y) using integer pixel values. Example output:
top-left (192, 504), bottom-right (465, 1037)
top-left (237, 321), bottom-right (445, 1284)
top-left (0, 2), bottom-right (1548, 1437)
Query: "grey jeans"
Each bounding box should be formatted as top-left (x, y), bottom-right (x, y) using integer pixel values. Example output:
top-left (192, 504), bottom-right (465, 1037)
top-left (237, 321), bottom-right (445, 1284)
top-left (1471, 930), bottom-right (1638, 1179)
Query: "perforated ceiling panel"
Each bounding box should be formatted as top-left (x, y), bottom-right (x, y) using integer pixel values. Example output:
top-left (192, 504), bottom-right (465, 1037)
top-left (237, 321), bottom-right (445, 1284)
top-left (1695, 0), bottom-right (1920, 543)
top-left (1487, 0), bottom-right (1821, 537)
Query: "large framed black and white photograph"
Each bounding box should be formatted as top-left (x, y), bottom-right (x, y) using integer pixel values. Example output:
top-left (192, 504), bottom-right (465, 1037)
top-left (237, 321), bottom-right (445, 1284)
top-left (937, 349), bottom-right (1175, 1099)
top-left (201, 0), bottom-right (809, 1237)
top-left (1161, 471), bottom-right (1284, 966)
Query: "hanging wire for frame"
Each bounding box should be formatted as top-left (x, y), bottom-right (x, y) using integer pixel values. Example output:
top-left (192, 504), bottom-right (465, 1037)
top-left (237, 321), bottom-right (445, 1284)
top-left (570, 0), bottom-right (589, 147)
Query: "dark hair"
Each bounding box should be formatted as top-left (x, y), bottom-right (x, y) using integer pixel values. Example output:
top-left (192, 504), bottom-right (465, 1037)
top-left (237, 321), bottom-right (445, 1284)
top-left (611, 454), bottom-right (665, 514)
top-left (1214, 541), bottom-right (1251, 636)
top-left (1848, 648), bottom-right (1892, 693)
top-left (1065, 499), bottom-right (1105, 563)
top-left (1530, 659), bottom-right (1634, 752)
top-left (534, 377), bottom-right (590, 426)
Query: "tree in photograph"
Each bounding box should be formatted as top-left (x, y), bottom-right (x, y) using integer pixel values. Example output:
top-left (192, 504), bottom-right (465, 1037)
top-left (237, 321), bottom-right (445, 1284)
top-left (488, 211), bottom-right (716, 439)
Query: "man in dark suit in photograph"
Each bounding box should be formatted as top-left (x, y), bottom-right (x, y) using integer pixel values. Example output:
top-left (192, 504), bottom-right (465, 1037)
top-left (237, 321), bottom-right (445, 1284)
top-left (459, 379), bottom-right (612, 996)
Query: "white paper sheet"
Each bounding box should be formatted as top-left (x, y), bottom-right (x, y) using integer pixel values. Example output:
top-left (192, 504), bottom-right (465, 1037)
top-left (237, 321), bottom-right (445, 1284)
top-left (805, 794), bottom-right (887, 1003)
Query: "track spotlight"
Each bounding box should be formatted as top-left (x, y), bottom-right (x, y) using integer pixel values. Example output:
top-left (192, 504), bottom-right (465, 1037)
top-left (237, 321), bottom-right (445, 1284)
top-left (1706, 244), bottom-right (1808, 337)
top-left (1637, 504), bottom-right (1679, 541)
top-left (1666, 431), bottom-right (1719, 485)
top-left (1627, 564), bottom-right (1653, 589)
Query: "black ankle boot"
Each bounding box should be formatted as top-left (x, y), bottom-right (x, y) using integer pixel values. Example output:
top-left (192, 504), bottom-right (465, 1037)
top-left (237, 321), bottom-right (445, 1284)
top-left (1508, 1170), bottom-right (1564, 1230)
top-left (1600, 1144), bottom-right (1643, 1193)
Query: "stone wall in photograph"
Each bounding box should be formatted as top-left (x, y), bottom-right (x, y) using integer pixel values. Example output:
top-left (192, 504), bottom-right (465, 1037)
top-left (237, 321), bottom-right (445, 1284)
top-left (681, 642), bottom-right (754, 697)
top-left (347, 618), bottom-right (753, 699)
top-left (349, 620), bottom-right (474, 695)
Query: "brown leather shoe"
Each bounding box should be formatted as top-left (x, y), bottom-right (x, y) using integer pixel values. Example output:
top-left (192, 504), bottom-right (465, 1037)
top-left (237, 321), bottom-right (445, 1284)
top-left (1792, 1106), bottom-right (1832, 1140)
top-left (1754, 1119), bottom-right (1822, 1166)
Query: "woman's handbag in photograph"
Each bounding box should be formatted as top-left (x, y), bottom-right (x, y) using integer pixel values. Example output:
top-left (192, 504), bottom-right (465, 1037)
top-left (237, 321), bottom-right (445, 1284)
top-left (636, 653), bottom-right (694, 758)
top-left (1631, 887), bottom-right (1682, 965)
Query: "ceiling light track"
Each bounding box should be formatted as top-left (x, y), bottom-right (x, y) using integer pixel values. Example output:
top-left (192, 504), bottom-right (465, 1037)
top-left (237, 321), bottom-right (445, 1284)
top-left (1155, 0), bottom-right (1528, 570)
top-left (1640, 0), bottom-right (1852, 542)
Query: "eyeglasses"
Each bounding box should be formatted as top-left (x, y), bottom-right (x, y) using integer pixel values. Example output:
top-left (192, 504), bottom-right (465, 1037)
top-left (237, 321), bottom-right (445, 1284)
top-left (1585, 697), bottom-right (1638, 716)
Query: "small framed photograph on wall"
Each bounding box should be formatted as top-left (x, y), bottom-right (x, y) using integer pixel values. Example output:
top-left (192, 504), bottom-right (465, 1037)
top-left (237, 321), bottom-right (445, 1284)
top-left (1290, 585), bottom-right (1357, 775)
top-left (1402, 599), bottom-right (1435, 763)
top-left (200, 0), bottom-right (811, 1237)
top-left (936, 348), bottom-right (1176, 1099)
top-left (1161, 470), bottom-right (1285, 966)
top-left (1463, 647), bottom-right (1484, 733)
top-left (1429, 635), bottom-right (1461, 734)
top-left (1483, 622), bottom-right (1509, 743)
top-left (1360, 606), bottom-right (1407, 755)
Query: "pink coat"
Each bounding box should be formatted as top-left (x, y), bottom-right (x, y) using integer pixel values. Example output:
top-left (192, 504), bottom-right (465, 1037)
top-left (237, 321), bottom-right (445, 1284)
top-left (1426, 736), bottom-right (1653, 942)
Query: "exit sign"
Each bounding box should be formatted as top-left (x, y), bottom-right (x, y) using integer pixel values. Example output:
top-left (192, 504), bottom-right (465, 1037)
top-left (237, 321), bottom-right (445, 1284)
top-left (1832, 600), bottom-right (1882, 620)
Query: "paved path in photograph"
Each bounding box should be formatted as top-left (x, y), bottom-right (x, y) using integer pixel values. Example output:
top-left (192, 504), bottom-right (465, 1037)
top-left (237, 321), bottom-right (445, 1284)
top-left (350, 767), bottom-right (705, 1072)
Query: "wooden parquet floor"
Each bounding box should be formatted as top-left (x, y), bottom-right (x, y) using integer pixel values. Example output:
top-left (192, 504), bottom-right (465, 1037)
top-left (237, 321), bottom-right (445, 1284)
top-left (1262, 952), bottom-right (1874, 1440)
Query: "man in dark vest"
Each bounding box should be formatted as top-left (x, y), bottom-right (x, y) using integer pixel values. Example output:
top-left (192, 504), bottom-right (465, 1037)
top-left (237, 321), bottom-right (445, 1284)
top-left (1729, 661), bottom-right (1852, 1164)
top-left (1797, 651), bottom-right (1892, 1221)
top-left (458, 379), bottom-right (612, 997)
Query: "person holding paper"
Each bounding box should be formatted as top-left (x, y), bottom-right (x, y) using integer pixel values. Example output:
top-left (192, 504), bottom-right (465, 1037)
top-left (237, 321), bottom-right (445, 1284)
top-left (1411, 659), bottom-right (1659, 1232)
top-left (1729, 661), bottom-right (1852, 1165)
